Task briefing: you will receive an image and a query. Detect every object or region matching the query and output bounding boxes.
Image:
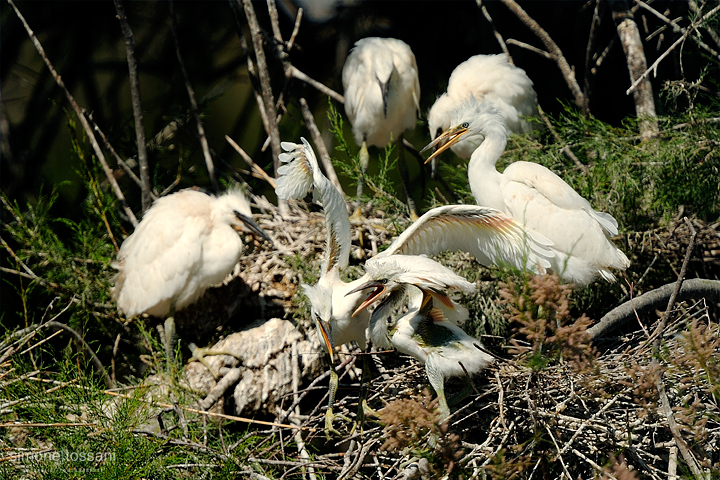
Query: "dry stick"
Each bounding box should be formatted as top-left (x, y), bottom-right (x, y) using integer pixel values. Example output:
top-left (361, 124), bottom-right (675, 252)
top-left (242, 0), bottom-right (283, 177)
top-left (635, 0), bottom-right (720, 59)
top-left (42, 321), bottom-right (115, 389)
top-left (537, 105), bottom-right (588, 173)
top-left (168, 1), bottom-right (220, 195)
top-left (241, 0), bottom-right (289, 217)
top-left (299, 98), bottom-right (344, 194)
top-left (625, 29), bottom-right (688, 96)
top-left (286, 7), bottom-right (303, 51)
top-left (101, 389), bottom-right (317, 431)
top-left (8, 1), bottom-right (138, 228)
top-left (611, 0), bottom-right (659, 138)
top-left (587, 278), bottom-right (720, 339)
top-left (688, 0), bottom-right (720, 49)
top-left (500, 0), bottom-right (586, 111)
top-left (505, 39), bottom-right (553, 60)
top-left (477, 0), bottom-right (511, 60)
top-left (225, 136), bottom-right (277, 188)
top-left (649, 219), bottom-right (707, 480)
top-left (583, 1), bottom-right (601, 102)
top-left (114, 0), bottom-right (152, 211)
top-left (291, 341), bottom-right (318, 480)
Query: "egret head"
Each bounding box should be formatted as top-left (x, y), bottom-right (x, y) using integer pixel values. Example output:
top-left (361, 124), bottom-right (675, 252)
top-left (427, 93), bottom-right (454, 142)
top-left (422, 97), bottom-right (507, 163)
top-left (216, 190), bottom-right (272, 243)
top-left (302, 281), bottom-right (335, 356)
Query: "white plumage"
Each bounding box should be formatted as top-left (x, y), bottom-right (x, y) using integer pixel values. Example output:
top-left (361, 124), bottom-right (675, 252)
top-left (348, 256), bottom-right (493, 418)
top-left (424, 98), bottom-right (630, 284)
top-left (342, 37), bottom-right (421, 219)
top-left (427, 54), bottom-right (538, 159)
top-left (112, 188), bottom-right (269, 318)
top-left (343, 37), bottom-right (420, 148)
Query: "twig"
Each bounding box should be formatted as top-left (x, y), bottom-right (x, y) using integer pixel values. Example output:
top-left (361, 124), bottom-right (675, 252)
top-left (537, 105), bottom-right (587, 172)
top-left (500, 0), bottom-right (586, 109)
top-left (8, 0), bottom-right (138, 227)
top-left (287, 7), bottom-right (303, 51)
top-left (290, 67), bottom-right (345, 103)
top-left (625, 30), bottom-right (688, 96)
top-left (114, 0), bottom-right (152, 211)
top-left (477, 0), bottom-right (511, 59)
top-left (43, 321), bottom-right (115, 389)
top-left (299, 97), bottom-right (344, 194)
top-left (651, 217), bottom-right (697, 352)
top-left (587, 278), bottom-right (719, 339)
top-left (169, 1), bottom-right (220, 194)
top-left (505, 39), bottom-right (553, 60)
top-left (225, 135), bottom-right (276, 188)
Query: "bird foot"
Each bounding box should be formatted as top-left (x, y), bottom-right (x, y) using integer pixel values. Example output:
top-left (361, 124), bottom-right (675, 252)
top-left (324, 407), bottom-right (352, 440)
top-left (349, 399), bottom-right (381, 435)
top-left (188, 343), bottom-right (242, 380)
top-left (349, 207), bottom-right (365, 222)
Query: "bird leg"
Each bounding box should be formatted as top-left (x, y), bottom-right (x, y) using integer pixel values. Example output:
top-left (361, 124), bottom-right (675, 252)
top-left (325, 364), bottom-right (352, 439)
top-left (350, 353), bottom-right (380, 435)
top-left (158, 316), bottom-right (177, 376)
top-left (425, 362), bottom-right (450, 420)
top-left (351, 141), bottom-right (370, 221)
top-left (396, 135), bottom-right (419, 221)
top-left (188, 342), bottom-right (242, 381)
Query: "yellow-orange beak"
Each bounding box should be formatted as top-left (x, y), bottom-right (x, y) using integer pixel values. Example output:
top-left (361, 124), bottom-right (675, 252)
top-left (420, 124), bottom-right (469, 164)
top-left (345, 281), bottom-right (387, 317)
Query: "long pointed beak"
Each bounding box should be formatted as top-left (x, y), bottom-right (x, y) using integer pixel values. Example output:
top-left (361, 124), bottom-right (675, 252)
top-left (316, 318), bottom-right (335, 363)
top-left (345, 280), bottom-right (386, 317)
top-left (234, 211), bottom-right (273, 244)
top-left (377, 74), bottom-right (390, 118)
top-left (420, 124), bottom-right (469, 164)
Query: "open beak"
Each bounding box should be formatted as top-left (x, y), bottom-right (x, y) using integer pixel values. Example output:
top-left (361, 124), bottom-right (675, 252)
top-left (316, 318), bottom-right (335, 362)
top-left (420, 124), bottom-right (469, 164)
top-left (345, 281), bottom-right (387, 317)
top-left (234, 211), bottom-right (273, 244)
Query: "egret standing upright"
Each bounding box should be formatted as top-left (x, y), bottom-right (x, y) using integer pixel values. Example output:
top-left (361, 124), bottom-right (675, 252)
top-left (112, 188), bottom-right (271, 374)
top-left (424, 98), bottom-right (630, 285)
top-left (342, 37), bottom-right (421, 219)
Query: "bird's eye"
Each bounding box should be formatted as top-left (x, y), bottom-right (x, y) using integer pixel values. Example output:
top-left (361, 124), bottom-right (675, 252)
top-left (435, 127), bottom-right (442, 138)
top-left (461, 122), bottom-right (470, 129)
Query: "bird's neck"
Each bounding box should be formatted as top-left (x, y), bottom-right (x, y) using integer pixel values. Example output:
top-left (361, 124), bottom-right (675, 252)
top-left (468, 130), bottom-right (507, 210)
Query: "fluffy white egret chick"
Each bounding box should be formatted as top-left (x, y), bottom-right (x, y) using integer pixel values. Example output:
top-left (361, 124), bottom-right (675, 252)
top-left (428, 54), bottom-right (538, 160)
top-left (112, 188), bottom-right (270, 318)
top-left (342, 37), bottom-right (421, 218)
top-left (424, 98), bottom-right (630, 284)
top-left (348, 256), bottom-right (493, 418)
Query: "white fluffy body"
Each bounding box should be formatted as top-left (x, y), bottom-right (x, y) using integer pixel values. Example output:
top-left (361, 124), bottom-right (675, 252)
top-left (112, 189), bottom-right (255, 318)
top-left (428, 54), bottom-right (538, 159)
top-left (445, 99), bottom-right (630, 284)
top-left (342, 37), bottom-right (420, 147)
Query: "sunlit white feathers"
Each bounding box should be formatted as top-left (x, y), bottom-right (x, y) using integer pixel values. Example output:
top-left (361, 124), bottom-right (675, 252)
top-left (427, 98), bottom-right (630, 284)
top-left (342, 37), bottom-right (420, 147)
top-left (112, 188), bottom-right (268, 318)
top-left (428, 53), bottom-right (538, 159)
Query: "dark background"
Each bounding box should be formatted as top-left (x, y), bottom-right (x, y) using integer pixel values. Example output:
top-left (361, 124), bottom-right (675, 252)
top-left (1, 1), bottom-right (704, 213)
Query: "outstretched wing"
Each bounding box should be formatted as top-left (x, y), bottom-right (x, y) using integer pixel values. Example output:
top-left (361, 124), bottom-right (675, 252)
top-left (275, 139), bottom-right (351, 274)
top-left (377, 204), bottom-right (553, 274)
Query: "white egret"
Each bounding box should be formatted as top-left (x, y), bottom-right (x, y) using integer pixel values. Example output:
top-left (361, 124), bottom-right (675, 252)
top-left (112, 188), bottom-right (271, 374)
top-left (347, 255), bottom-right (494, 419)
top-left (427, 54), bottom-right (539, 160)
top-left (276, 138), bottom-right (372, 437)
top-left (424, 98), bottom-right (630, 285)
top-left (342, 37), bottom-right (421, 219)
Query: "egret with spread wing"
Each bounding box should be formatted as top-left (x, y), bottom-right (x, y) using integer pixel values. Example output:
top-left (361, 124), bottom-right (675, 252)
top-left (112, 188), bottom-right (271, 376)
top-left (424, 98), bottom-right (630, 284)
top-left (342, 37), bottom-right (421, 219)
top-left (347, 255), bottom-right (494, 419)
top-left (276, 138), bottom-right (372, 437)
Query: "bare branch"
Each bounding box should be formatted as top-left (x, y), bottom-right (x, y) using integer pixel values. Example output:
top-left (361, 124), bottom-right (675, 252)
top-left (505, 39), bottom-right (553, 60)
top-left (114, 0), bottom-right (152, 211)
top-left (8, 0), bottom-right (138, 227)
top-left (611, 0), bottom-right (658, 138)
top-left (169, 1), bottom-right (220, 194)
top-left (225, 135), bottom-right (277, 188)
top-left (477, 0), bottom-right (511, 60)
top-left (500, 0), bottom-right (587, 111)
